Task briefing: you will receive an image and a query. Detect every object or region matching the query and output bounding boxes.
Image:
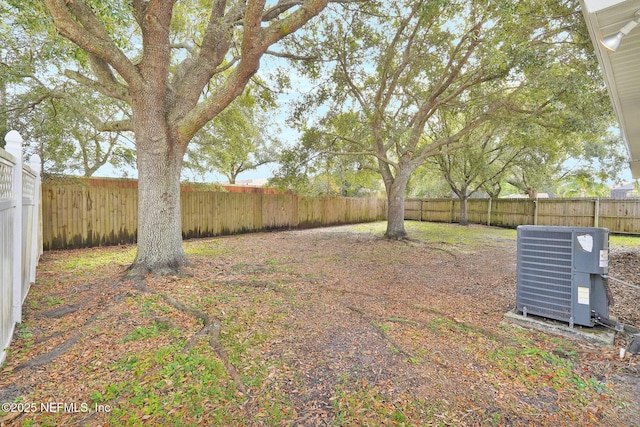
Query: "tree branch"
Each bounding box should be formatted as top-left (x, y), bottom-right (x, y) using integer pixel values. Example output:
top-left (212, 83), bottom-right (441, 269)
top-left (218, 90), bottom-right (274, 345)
top-left (262, 0), bottom-right (303, 21)
top-left (176, 0), bottom-right (331, 146)
top-left (138, 0), bottom-right (175, 89)
top-left (64, 70), bottom-right (131, 104)
top-left (43, 0), bottom-right (142, 88)
top-left (265, 50), bottom-right (319, 61)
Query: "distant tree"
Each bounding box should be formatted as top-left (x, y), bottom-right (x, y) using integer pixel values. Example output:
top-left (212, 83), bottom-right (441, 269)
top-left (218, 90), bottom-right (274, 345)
top-left (407, 166), bottom-right (451, 198)
top-left (271, 124), bottom-right (380, 196)
top-left (571, 132), bottom-right (628, 186)
top-left (556, 171), bottom-right (609, 197)
top-left (185, 91), bottom-right (280, 184)
top-left (10, 84), bottom-right (135, 176)
top-left (429, 115), bottom-right (525, 225)
top-left (1, 4), bottom-right (134, 175)
top-left (286, 0), bottom-right (609, 239)
top-left (430, 82), bottom-right (619, 217)
top-left (504, 130), bottom-right (625, 199)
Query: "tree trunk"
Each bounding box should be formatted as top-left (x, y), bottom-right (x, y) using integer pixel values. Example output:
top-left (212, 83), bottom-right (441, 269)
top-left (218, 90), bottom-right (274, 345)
top-left (385, 169), bottom-right (410, 239)
top-left (525, 188), bottom-right (537, 199)
top-left (459, 195), bottom-right (469, 226)
top-left (129, 144), bottom-right (186, 275)
top-left (128, 92), bottom-right (187, 276)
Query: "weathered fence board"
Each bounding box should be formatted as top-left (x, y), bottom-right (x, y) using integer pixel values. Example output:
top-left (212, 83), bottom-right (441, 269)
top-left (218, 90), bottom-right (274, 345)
top-left (491, 199), bottom-right (535, 227)
top-left (599, 198), bottom-right (640, 234)
top-left (41, 179), bottom-right (388, 250)
top-left (404, 199), bottom-right (422, 220)
top-left (298, 196), bottom-right (323, 227)
top-left (407, 197), bottom-right (640, 234)
top-left (421, 199), bottom-right (455, 223)
top-left (467, 199), bottom-right (490, 225)
top-left (535, 199), bottom-right (596, 227)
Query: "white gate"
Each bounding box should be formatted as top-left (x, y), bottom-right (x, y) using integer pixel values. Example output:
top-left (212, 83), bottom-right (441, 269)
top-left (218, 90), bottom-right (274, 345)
top-left (0, 131), bottom-right (42, 365)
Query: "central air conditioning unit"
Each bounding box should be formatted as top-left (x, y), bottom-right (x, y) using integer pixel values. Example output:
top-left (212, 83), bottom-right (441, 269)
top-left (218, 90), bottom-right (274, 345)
top-left (516, 225), bottom-right (609, 328)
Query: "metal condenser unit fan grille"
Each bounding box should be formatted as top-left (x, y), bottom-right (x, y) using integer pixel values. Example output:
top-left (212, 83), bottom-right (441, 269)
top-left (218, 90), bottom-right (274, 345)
top-left (516, 226), bottom-right (609, 327)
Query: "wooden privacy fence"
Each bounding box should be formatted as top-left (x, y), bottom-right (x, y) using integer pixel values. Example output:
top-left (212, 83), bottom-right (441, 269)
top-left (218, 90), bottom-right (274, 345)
top-left (1, 131), bottom-right (42, 365)
top-left (41, 179), bottom-right (387, 250)
top-left (406, 197), bottom-right (640, 234)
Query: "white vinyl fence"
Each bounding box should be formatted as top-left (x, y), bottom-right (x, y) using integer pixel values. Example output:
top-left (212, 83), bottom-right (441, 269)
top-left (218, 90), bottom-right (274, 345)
top-left (1, 131), bottom-right (42, 365)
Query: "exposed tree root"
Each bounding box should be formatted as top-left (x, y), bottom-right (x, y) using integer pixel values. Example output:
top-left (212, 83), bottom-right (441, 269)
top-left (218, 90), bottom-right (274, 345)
top-left (33, 329), bottom-right (66, 345)
top-left (12, 287), bottom-right (129, 373)
top-left (37, 301), bottom-right (86, 319)
top-left (12, 272), bottom-right (248, 397)
top-left (383, 233), bottom-right (410, 241)
top-left (427, 245), bottom-right (459, 258)
top-left (13, 334), bottom-right (82, 372)
top-left (214, 279), bottom-right (289, 292)
top-left (346, 306), bottom-right (416, 359)
top-left (136, 282), bottom-right (248, 394)
top-left (125, 258), bottom-right (191, 280)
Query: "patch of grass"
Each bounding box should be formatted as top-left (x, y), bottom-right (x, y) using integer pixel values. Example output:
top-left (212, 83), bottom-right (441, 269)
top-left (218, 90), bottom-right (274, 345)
top-left (426, 316), bottom-right (472, 335)
top-left (344, 221), bottom-right (516, 247)
top-left (43, 296), bottom-right (65, 307)
top-left (216, 293), bottom-right (236, 304)
top-left (549, 337), bottom-right (580, 362)
top-left (100, 328), bottom-right (294, 426)
top-left (405, 222), bottom-right (516, 246)
top-left (332, 381), bottom-right (442, 426)
top-left (183, 239), bottom-right (230, 257)
top-left (101, 342), bottom-right (244, 426)
top-left (26, 298), bottom-right (40, 310)
top-left (57, 247), bottom-right (136, 272)
top-left (341, 221), bottom-right (387, 236)
top-left (129, 293), bottom-right (172, 317)
top-left (374, 321), bottom-right (391, 333)
top-left (16, 323), bottom-right (34, 340)
top-left (121, 320), bottom-right (177, 343)
top-left (387, 316), bottom-right (419, 325)
top-left (488, 343), bottom-right (610, 405)
top-left (352, 220), bottom-right (640, 250)
top-left (610, 234), bottom-right (640, 247)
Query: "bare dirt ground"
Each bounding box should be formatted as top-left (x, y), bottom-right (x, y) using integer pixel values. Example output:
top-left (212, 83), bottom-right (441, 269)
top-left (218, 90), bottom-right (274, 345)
top-left (1, 222), bottom-right (638, 426)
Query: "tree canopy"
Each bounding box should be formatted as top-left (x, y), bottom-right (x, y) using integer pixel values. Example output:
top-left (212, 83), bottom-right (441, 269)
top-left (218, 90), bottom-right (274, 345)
top-left (281, 0), bottom-right (616, 237)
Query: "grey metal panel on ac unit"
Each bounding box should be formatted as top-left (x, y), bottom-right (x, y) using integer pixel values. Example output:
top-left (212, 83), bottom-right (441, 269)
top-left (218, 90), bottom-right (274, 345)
top-left (516, 226), bottom-right (609, 327)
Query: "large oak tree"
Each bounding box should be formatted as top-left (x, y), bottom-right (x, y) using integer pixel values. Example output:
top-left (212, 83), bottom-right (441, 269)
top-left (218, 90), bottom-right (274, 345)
top-left (286, 0), bottom-right (612, 238)
top-left (39, 0), bottom-right (334, 275)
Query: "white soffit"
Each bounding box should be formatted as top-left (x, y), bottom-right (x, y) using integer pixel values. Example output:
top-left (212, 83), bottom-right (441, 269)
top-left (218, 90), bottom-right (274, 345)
top-left (580, 0), bottom-right (640, 178)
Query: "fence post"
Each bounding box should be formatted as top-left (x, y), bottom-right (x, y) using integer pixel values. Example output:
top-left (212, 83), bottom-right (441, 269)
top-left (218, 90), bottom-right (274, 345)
top-left (29, 154), bottom-right (42, 283)
top-left (5, 131), bottom-right (23, 324)
top-left (487, 199), bottom-right (492, 226)
top-left (594, 198), bottom-right (600, 228)
top-left (533, 199), bottom-right (538, 225)
top-left (449, 199), bottom-right (454, 223)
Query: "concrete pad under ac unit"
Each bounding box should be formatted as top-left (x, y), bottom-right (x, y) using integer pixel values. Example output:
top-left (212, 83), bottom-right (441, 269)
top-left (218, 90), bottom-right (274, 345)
top-left (502, 309), bottom-right (615, 348)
